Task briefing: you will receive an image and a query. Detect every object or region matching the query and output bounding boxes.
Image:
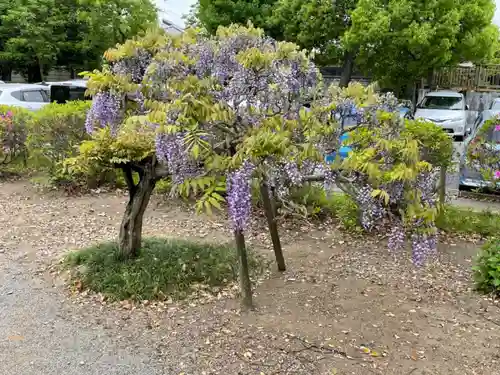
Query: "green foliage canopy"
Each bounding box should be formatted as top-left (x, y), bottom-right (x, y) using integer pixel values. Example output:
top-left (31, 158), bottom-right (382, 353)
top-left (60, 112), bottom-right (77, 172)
top-left (189, 0), bottom-right (280, 37)
top-left (344, 0), bottom-right (499, 89)
top-left (0, 0), bottom-right (158, 81)
top-left (192, 0), bottom-right (499, 90)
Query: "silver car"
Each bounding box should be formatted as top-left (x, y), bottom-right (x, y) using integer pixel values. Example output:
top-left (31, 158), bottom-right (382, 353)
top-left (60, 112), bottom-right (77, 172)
top-left (0, 83), bottom-right (50, 111)
top-left (460, 109), bottom-right (500, 189)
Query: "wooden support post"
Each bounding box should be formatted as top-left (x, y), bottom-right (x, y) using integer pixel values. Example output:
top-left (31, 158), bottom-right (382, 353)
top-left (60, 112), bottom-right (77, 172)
top-left (234, 229), bottom-right (253, 310)
top-left (260, 181), bottom-right (286, 271)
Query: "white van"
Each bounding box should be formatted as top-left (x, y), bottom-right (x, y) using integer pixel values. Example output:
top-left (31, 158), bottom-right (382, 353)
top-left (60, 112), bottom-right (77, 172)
top-left (414, 90), bottom-right (469, 141)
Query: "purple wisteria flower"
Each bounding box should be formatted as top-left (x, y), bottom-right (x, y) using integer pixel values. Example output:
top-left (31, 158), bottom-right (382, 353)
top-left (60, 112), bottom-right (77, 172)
top-left (227, 160), bottom-right (255, 232)
top-left (388, 224), bottom-right (405, 252)
top-left (410, 232), bottom-right (437, 266)
top-left (284, 161), bottom-right (303, 185)
top-left (355, 185), bottom-right (386, 230)
top-left (155, 133), bottom-right (200, 184)
top-left (112, 50), bottom-right (152, 83)
top-left (85, 92), bottom-right (122, 135)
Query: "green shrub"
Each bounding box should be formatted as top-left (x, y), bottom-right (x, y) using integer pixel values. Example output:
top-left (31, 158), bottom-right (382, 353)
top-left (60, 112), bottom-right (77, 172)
top-left (51, 157), bottom-right (122, 191)
top-left (473, 239), bottom-right (500, 295)
top-left (288, 185), bottom-right (361, 231)
top-left (27, 101), bottom-right (125, 191)
top-left (155, 178), bottom-right (172, 194)
top-left (436, 206), bottom-right (500, 237)
top-left (64, 237), bottom-right (263, 301)
top-left (27, 100), bottom-right (91, 171)
top-left (0, 105), bottom-right (32, 171)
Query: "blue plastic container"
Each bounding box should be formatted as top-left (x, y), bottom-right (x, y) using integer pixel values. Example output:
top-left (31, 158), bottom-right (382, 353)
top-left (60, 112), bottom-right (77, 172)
top-left (325, 133), bottom-right (352, 163)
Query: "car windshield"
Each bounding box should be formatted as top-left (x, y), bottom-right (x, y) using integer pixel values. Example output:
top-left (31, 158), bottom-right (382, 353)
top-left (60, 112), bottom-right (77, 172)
top-left (418, 96), bottom-right (463, 110)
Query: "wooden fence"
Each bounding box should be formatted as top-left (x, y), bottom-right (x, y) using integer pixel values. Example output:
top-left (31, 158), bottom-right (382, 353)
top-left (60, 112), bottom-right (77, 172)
top-left (433, 65), bottom-right (500, 91)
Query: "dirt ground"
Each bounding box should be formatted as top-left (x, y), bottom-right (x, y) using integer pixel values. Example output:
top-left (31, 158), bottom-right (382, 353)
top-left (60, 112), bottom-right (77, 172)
top-left (1, 180), bottom-right (499, 375)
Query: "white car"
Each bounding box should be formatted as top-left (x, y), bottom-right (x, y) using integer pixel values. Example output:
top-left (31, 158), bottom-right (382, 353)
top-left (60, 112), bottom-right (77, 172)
top-left (414, 90), bottom-right (469, 141)
top-left (0, 83), bottom-right (50, 111)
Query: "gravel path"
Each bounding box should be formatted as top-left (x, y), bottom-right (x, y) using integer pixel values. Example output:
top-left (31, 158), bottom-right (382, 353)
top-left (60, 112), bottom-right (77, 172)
top-left (0, 182), bottom-right (169, 375)
top-left (0, 260), bottom-right (163, 375)
top-left (1, 180), bottom-right (500, 375)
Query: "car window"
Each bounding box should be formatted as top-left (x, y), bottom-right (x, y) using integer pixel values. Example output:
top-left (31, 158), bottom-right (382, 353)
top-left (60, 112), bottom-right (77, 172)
top-left (50, 85), bottom-right (88, 103)
top-left (490, 99), bottom-right (500, 110)
top-left (418, 96), bottom-right (463, 110)
top-left (11, 90), bottom-right (22, 100)
top-left (42, 89), bottom-right (49, 102)
top-left (22, 90), bottom-right (46, 102)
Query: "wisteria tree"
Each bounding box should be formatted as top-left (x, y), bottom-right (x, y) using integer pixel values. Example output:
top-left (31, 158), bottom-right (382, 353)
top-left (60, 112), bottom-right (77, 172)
top-left (73, 25), bottom-right (452, 309)
top-left (72, 25), bottom-right (321, 308)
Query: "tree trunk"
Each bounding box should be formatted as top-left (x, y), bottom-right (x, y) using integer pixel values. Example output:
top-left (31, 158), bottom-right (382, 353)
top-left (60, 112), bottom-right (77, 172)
top-left (403, 82), bottom-right (416, 101)
top-left (0, 67), bottom-right (11, 82)
top-left (339, 50), bottom-right (356, 88)
top-left (118, 165), bottom-right (156, 259)
top-left (269, 186), bottom-right (278, 217)
top-left (427, 69), bottom-right (434, 91)
top-left (260, 181), bottom-right (286, 271)
top-left (26, 65), bottom-right (43, 83)
top-left (234, 229), bottom-right (253, 310)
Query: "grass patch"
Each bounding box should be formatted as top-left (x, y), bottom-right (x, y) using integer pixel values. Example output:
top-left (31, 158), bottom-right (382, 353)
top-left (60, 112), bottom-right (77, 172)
top-left (65, 237), bottom-right (263, 301)
top-left (288, 185), bottom-right (500, 238)
top-left (436, 206), bottom-right (500, 237)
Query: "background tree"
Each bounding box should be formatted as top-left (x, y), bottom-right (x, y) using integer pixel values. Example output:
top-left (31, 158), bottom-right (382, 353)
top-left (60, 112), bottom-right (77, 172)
top-left (271, 0), bottom-right (357, 86)
top-left (0, 0), bottom-right (158, 82)
top-left (344, 0), bottom-right (499, 96)
top-left (192, 0), bottom-right (358, 86)
top-left (190, 0), bottom-right (281, 38)
top-left (191, 0), bottom-right (498, 92)
top-left (0, 0), bottom-right (66, 82)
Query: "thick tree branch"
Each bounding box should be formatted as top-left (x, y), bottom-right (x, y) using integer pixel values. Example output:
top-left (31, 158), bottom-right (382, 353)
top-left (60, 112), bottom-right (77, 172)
top-left (121, 165), bottom-right (136, 195)
top-left (212, 121), bottom-right (237, 135)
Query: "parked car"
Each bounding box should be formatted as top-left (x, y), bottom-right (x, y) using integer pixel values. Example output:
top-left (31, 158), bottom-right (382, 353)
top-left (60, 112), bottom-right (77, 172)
top-left (414, 90), bottom-right (469, 141)
top-left (488, 97), bottom-right (500, 111)
top-left (459, 109), bottom-right (500, 189)
top-left (0, 83), bottom-right (50, 111)
top-left (38, 79), bottom-right (89, 103)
